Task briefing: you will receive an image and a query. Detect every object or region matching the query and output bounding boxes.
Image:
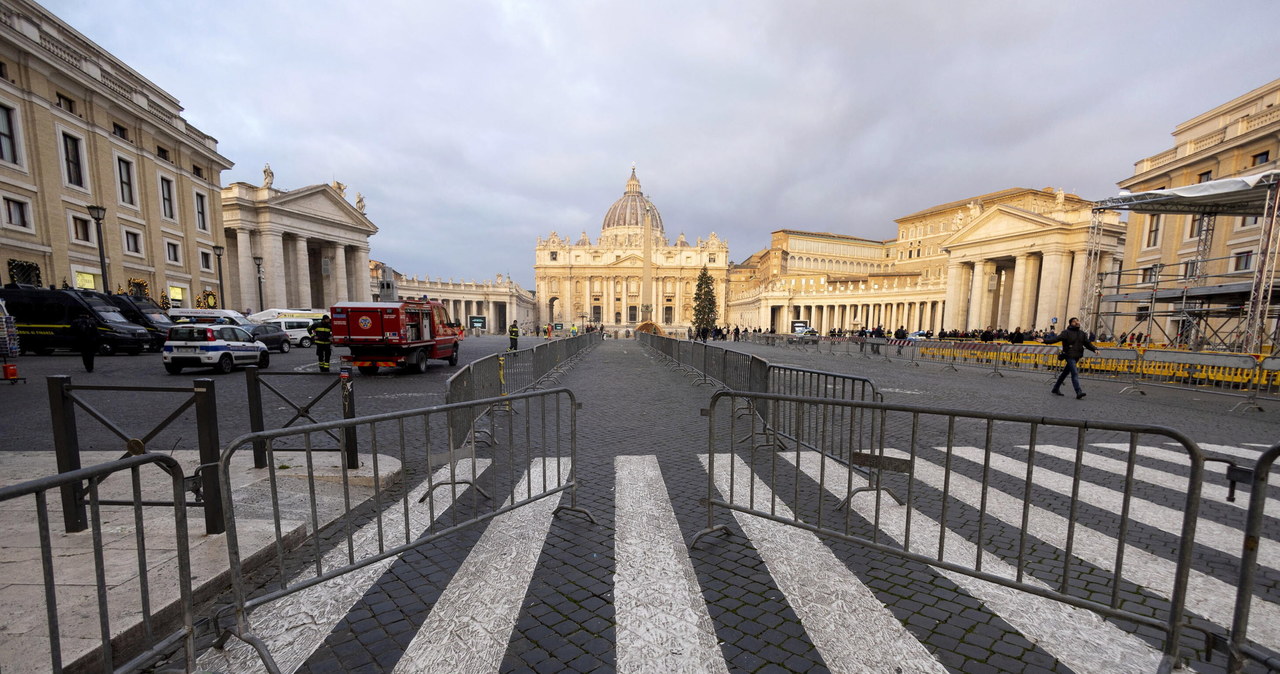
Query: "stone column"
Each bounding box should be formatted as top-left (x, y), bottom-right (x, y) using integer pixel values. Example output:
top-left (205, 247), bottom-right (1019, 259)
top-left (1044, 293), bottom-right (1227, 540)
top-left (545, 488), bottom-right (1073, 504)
top-left (1018, 253), bottom-right (1041, 330)
top-left (332, 244), bottom-right (349, 304)
top-left (293, 236), bottom-right (312, 310)
top-left (234, 228), bottom-right (256, 313)
top-left (1035, 250), bottom-right (1068, 331)
top-left (1006, 256), bottom-right (1026, 331)
top-left (969, 260), bottom-right (991, 330)
top-left (261, 231), bottom-right (286, 310)
top-left (1064, 251), bottom-right (1089, 321)
top-left (351, 245), bottom-right (371, 301)
top-left (943, 261), bottom-right (965, 330)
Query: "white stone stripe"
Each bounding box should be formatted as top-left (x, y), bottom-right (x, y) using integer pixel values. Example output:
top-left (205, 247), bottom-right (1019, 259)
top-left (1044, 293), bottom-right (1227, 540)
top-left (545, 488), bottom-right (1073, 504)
top-left (892, 446), bottom-right (1280, 650)
top-left (1170, 442), bottom-right (1265, 462)
top-left (393, 457), bottom-right (568, 674)
top-left (198, 458), bottom-right (492, 674)
top-left (1086, 444), bottom-right (1279, 520)
top-left (699, 454), bottom-right (947, 674)
top-left (615, 455), bottom-right (728, 674)
top-left (958, 445), bottom-right (1278, 573)
top-left (781, 450), bottom-right (1164, 673)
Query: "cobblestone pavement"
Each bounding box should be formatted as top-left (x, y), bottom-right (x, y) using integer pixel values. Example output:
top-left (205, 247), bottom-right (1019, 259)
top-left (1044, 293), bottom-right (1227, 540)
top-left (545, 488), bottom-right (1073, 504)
top-left (194, 337), bottom-right (1280, 673)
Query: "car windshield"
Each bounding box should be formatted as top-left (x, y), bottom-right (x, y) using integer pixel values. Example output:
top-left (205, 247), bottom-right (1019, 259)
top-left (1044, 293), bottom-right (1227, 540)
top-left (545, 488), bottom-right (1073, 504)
top-left (143, 309), bottom-right (175, 325)
top-left (82, 296), bottom-right (129, 323)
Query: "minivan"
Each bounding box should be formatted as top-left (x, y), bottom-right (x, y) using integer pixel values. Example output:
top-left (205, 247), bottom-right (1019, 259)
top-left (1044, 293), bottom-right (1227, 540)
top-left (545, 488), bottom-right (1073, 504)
top-left (0, 285), bottom-right (150, 355)
top-left (109, 294), bottom-right (176, 351)
top-left (265, 316), bottom-right (323, 347)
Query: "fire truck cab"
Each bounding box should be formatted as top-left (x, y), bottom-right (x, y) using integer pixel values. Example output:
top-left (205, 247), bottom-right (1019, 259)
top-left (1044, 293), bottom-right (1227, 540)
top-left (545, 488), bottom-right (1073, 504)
top-left (330, 300), bottom-right (462, 375)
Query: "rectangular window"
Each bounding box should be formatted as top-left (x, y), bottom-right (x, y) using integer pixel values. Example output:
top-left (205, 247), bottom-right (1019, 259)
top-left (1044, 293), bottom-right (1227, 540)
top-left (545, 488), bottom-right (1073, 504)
top-left (1145, 214), bottom-right (1161, 247)
top-left (156, 146), bottom-right (170, 162)
top-left (160, 177), bottom-right (175, 219)
top-left (1189, 215), bottom-right (1203, 239)
top-left (194, 192), bottom-right (207, 230)
top-left (709, 254), bottom-right (717, 263)
top-left (55, 93), bottom-right (75, 113)
top-left (1235, 250), bottom-right (1254, 272)
top-left (72, 216), bottom-right (91, 243)
top-left (1183, 260), bottom-right (1199, 279)
top-left (192, 165), bottom-right (203, 179)
top-left (0, 104), bottom-right (18, 164)
top-left (1198, 170), bottom-right (1213, 183)
top-left (165, 240), bottom-right (180, 264)
top-left (1242, 215), bottom-right (1261, 228)
top-left (124, 229), bottom-right (142, 254)
top-left (112, 122), bottom-right (128, 140)
top-left (199, 250), bottom-right (213, 271)
top-left (549, 251), bottom-right (558, 261)
top-left (663, 306), bottom-right (674, 324)
top-left (1141, 266), bottom-right (1160, 284)
top-left (62, 133), bottom-right (83, 187)
top-left (1253, 151), bottom-right (1270, 166)
top-left (118, 157), bottom-right (135, 205)
top-left (628, 306), bottom-right (637, 322)
top-left (4, 197), bottom-right (29, 228)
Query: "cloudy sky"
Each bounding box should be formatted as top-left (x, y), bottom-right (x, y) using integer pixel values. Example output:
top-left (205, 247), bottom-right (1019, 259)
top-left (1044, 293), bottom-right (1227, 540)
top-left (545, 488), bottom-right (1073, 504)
top-left (42, 1), bottom-right (1280, 288)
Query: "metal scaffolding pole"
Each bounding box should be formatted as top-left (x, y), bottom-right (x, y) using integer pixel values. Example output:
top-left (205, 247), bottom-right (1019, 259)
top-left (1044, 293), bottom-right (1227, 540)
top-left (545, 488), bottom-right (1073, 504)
top-left (1242, 182), bottom-right (1280, 353)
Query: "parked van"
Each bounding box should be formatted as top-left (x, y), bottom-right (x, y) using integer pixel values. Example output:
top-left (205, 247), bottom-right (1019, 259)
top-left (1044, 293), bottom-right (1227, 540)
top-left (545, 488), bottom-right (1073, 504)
top-left (264, 311), bottom-right (326, 347)
top-left (0, 285), bottom-right (150, 355)
top-left (247, 307), bottom-right (322, 323)
top-left (167, 308), bottom-right (253, 326)
top-left (109, 294), bottom-right (176, 351)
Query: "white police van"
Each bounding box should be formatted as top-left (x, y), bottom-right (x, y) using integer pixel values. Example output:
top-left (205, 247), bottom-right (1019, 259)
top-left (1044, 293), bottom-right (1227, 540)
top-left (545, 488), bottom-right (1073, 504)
top-left (162, 324), bottom-right (269, 374)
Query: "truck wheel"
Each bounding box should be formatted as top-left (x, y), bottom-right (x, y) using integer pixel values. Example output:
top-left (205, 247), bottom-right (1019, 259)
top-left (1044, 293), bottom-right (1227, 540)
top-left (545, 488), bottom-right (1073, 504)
top-left (448, 344), bottom-right (459, 366)
top-left (358, 365), bottom-right (379, 375)
top-left (215, 354), bottom-right (235, 374)
top-left (299, 337), bottom-right (312, 348)
top-left (408, 348), bottom-right (427, 374)
top-left (164, 363), bottom-right (183, 375)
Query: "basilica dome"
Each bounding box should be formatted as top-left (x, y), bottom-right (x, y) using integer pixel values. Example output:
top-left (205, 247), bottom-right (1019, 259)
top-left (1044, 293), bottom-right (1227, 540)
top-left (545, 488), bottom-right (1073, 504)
top-left (601, 168), bottom-right (664, 233)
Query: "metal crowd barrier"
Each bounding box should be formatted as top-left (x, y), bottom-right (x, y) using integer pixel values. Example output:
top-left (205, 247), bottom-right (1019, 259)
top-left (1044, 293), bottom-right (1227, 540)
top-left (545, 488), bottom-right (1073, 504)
top-left (212, 388), bottom-right (594, 673)
top-left (692, 390), bottom-right (1208, 673)
top-left (244, 367), bottom-right (358, 469)
top-left (445, 332), bottom-right (601, 450)
top-left (0, 454), bottom-right (196, 673)
top-left (1227, 442), bottom-right (1280, 673)
top-left (45, 374), bottom-right (224, 535)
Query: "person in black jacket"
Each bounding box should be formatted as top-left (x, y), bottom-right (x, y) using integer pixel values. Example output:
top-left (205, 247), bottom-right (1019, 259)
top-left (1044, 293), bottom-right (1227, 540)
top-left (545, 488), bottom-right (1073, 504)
top-left (70, 311), bottom-right (100, 372)
top-left (1042, 317), bottom-right (1097, 399)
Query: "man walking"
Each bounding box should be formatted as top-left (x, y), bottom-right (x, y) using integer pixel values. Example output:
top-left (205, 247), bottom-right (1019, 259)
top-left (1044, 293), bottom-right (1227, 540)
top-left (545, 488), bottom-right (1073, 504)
top-left (70, 311), bottom-right (99, 372)
top-left (309, 315), bottom-right (333, 373)
top-left (1043, 317), bottom-right (1097, 399)
top-left (508, 320), bottom-right (520, 351)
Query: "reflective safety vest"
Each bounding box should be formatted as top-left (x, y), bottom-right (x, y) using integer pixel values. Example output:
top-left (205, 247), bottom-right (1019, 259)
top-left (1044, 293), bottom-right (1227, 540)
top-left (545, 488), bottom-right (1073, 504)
top-left (312, 324), bottom-right (332, 345)
top-left (509, 324), bottom-right (519, 337)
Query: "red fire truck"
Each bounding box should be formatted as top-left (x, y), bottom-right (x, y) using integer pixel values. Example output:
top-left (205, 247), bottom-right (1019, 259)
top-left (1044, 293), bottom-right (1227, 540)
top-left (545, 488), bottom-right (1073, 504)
top-left (330, 300), bottom-right (462, 374)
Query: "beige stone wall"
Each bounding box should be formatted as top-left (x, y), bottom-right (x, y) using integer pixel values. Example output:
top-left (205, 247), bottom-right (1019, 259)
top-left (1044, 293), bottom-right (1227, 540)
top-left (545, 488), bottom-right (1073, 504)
top-left (0, 0), bottom-right (232, 308)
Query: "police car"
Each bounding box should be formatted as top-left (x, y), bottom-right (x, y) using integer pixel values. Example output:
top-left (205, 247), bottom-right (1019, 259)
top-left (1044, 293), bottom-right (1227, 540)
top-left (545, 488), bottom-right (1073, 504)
top-left (162, 324), bottom-right (269, 374)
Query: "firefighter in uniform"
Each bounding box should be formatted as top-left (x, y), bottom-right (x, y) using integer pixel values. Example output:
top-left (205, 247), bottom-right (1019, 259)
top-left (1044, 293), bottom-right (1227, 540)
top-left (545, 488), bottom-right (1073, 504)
top-left (508, 320), bottom-right (519, 351)
top-left (309, 315), bottom-right (333, 373)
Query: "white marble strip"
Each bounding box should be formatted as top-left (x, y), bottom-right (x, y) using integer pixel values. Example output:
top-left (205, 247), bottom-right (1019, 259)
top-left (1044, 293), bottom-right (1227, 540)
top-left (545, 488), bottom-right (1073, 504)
top-left (1082, 443), bottom-right (1279, 520)
top-left (894, 446), bottom-right (1280, 650)
top-left (393, 457), bottom-right (569, 674)
top-left (615, 455), bottom-right (728, 674)
top-left (198, 458), bottom-right (492, 674)
top-left (699, 454), bottom-right (947, 673)
top-left (958, 445), bottom-right (1277, 572)
top-left (1168, 442), bottom-right (1265, 462)
top-left (781, 450), bottom-right (1164, 673)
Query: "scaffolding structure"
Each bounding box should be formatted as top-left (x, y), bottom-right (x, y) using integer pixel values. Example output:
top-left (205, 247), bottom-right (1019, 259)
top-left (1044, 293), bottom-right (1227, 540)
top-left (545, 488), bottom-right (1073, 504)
top-left (1092, 170), bottom-right (1280, 353)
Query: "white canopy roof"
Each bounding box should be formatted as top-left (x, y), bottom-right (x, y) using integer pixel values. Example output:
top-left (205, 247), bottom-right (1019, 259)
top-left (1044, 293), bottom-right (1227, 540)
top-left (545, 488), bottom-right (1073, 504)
top-left (1095, 170), bottom-right (1280, 216)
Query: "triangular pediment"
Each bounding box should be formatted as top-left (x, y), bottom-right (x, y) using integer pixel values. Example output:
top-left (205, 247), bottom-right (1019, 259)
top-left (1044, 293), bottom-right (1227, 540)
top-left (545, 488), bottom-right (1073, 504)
top-left (268, 184), bottom-right (379, 234)
top-left (607, 253), bottom-right (646, 267)
top-left (939, 204), bottom-right (1062, 249)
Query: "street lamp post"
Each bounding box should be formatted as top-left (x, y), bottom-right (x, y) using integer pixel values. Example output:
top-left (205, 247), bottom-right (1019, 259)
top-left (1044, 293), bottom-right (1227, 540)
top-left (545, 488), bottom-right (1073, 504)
top-left (253, 256), bottom-right (264, 312)
top-left (86, 205), bottom-right (108, 292)
top-left (212, 245), bottom-right (225, 309)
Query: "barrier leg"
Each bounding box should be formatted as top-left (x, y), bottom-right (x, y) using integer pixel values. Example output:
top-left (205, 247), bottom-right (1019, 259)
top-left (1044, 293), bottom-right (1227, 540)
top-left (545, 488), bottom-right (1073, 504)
top-left (1230, 365), bottom-right (1264, 412)
top-left (48, 375), bottom-right (87, 533)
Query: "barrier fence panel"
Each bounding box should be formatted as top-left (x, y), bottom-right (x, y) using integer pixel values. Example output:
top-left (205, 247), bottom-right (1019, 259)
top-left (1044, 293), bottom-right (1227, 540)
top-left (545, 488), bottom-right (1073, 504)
top-left (213, 388), bottom-right (593, 673)
top-left (1135, 350), bottom-right (1260, 399)
top-left (0, 454), bottom-right (196, 673)
top-left (244, 367), bottom-right (356, 469)
top-left (1227, 442), bottom-right (1280, 673)
top-left (693, 391), bottom-right (1207, 673)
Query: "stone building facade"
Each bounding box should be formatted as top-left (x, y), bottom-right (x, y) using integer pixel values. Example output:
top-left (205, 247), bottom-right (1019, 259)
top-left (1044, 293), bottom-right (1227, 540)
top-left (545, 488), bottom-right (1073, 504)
top-left (534, 169), bottom-right (729, 332)
top-left (221, 170), bottom-right (374, 313)
top-left (0, 0), bottom-right (233, 308)
top-left (727, 187), bottom-right (1124, 335)
top-left (368, 261), bottom-right (538, 334)
top-left (1114, 77), bottom-right (1280, 342)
